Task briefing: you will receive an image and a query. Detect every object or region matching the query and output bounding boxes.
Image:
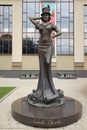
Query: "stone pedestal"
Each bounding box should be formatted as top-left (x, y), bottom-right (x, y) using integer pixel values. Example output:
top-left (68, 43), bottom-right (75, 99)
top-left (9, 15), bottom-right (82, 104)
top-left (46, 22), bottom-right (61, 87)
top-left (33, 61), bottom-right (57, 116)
top-left (12, 96), bottom-right (82, 128)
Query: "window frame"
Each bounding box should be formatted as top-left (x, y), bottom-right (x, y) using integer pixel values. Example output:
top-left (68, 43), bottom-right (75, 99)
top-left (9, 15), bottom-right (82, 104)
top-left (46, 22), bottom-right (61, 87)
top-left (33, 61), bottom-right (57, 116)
top-left (22, 0), bottom-right (74, 55)
top-left (0, 5), bottom-right (12, 54)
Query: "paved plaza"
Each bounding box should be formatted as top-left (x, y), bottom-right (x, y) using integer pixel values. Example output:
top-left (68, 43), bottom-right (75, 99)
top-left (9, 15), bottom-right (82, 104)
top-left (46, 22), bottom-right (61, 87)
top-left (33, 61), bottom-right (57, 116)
top-left (0, 77), bottom-right (87, 130)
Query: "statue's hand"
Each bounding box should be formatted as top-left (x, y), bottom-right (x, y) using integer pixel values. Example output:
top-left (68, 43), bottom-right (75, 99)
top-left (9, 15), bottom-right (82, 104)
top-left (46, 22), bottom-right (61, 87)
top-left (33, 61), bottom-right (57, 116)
top-left (29, 17), bottom-right (32, 21)
top-left (57, 32), bottom-right (61, 36)
top-left (52, 32), bottom-right (61, 38)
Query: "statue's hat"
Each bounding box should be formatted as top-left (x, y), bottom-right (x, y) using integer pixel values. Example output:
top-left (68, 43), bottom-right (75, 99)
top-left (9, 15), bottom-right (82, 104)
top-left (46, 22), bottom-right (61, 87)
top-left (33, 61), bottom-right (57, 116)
top-left (41, 5), bottom-right (51, 16)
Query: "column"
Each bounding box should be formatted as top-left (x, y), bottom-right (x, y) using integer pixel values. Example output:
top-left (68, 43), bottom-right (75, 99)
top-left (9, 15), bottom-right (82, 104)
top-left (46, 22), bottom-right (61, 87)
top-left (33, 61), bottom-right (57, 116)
top-left (12, 0), bottom-right (22, 69)
top-left (74, 0), bottom-right (84, 69)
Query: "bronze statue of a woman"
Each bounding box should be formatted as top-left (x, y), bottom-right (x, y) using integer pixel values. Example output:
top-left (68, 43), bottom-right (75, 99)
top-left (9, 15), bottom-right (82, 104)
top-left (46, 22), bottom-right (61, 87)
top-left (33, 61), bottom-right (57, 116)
top-left (28, 5), bottom-right (64, 106)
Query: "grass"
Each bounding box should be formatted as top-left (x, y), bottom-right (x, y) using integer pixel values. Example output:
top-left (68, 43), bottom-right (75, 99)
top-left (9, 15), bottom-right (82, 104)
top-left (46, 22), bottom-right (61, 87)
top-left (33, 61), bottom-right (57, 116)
top-left (0, 87), bottom-right (16, 99)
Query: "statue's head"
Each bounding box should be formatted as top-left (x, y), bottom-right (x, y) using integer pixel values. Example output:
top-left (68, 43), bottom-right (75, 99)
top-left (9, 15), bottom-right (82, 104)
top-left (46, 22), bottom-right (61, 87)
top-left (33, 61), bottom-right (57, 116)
top-left (41, 5), bottom-right (51, 16)
top-left (41, 5), bottom-right (51, 22)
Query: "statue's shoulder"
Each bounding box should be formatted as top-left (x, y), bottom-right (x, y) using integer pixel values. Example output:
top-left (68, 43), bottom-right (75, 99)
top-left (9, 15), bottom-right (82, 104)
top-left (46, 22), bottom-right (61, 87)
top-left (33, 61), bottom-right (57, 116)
top-left (50, 23), bottom-right (58, 31)
top-left (51, 23), bottom-right (57, 27)
top-left (35, 22), bottom-right (42, 29)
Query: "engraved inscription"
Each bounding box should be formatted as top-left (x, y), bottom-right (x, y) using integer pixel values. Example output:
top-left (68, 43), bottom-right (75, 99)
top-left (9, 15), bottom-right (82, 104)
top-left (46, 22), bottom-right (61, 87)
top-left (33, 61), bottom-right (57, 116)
top-left (33, 119), bottom-right (45, 125)
top-left (48, 119), bottom-right (61, 127)
top-left (33, 119), bottom-right (61, 126)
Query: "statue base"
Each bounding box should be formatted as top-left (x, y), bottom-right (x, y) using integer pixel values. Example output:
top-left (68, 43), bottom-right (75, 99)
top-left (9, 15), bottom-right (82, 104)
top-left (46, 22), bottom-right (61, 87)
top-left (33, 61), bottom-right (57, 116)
top-left (11, 96), bottom-right (82, 128)
top-left (28, 89), bottom-right (65, 107)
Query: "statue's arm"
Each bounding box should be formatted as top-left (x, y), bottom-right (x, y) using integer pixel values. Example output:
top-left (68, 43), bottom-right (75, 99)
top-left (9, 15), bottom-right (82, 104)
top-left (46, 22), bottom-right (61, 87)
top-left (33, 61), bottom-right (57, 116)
top-left (29, 17), bottom-right (41, 26)
top-left (52, 32), bottom-right (61, 38)
top-left (52, 26), bottom-right (61, 38)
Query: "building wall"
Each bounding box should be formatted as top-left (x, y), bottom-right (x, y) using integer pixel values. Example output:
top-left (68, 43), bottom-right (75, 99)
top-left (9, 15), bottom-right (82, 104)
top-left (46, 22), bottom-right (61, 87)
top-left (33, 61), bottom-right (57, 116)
top-left (21, 55), bottom-right (74, 70)
top-left (0, 0), bottom-right (87, 70)
top-left (0, 56), bottom-right (12, 70)
top-left (56, 56), bottom-right (74, 70)
top-left (12, 0), bottom-right (22, 65)
top-left (74, 0), bottom-right (87, 70)
top-left (22, 55), bottom-right (39, 70)
top-left (84, 56), bottom-right (87, 69)
top-left (0, 0), bottom-right (22, 70)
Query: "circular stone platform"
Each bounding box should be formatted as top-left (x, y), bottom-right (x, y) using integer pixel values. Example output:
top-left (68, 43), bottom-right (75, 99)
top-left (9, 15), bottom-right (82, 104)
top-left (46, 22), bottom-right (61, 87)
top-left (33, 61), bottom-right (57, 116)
top-left (11, 96), bottom-right (82, 128)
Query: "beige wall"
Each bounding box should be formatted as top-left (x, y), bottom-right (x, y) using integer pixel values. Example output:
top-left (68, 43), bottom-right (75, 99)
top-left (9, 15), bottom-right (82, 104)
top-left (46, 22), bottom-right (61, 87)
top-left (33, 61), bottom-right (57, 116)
top-left (22, 56), bottom-right (39, 70)
top-left (12, 0), bottom-right (22, 63)
top-left (0, 56), bottom-right (12, 70)
top-left (74, 0), bottom-right (84, 63)
top-left (84, 56), bottom-right (87, 70)
top-left (56, 56), bottom-right (74, 70)
top-left (74, 0), bottom-right (87, 70)
top-left (22, 55), bottom-right (74, 70)
top-left (0, 55), bottom-right (86, 70)
top-left (0, 0), bottom-right (22, 65)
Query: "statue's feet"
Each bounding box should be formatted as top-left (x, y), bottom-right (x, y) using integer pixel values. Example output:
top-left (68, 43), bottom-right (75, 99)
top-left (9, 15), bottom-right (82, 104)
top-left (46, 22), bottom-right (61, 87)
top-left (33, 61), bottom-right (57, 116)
top-left (28, 89), bottom-right (65, 106)
top-left (57, 89), bottom-right (64, 98)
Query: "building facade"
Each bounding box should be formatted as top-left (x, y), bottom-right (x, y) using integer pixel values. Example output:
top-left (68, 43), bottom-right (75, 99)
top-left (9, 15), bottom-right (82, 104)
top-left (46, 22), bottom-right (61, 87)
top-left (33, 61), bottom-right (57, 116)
top-left (0, 0), bottom-right (87, 70)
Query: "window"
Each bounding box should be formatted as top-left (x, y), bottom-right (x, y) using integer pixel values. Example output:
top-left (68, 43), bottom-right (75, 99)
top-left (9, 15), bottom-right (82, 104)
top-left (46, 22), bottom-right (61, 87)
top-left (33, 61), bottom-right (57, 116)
top-left (56, 0), bottom-right (74, 55)
top-left (22, 0), bottom-right (74, 55)
top-left (23, 0), bottom-right (39, 54)
top-left (0, 6), bottom-right (12, 54)
top-left (84, 5), bottom-right (87, 54)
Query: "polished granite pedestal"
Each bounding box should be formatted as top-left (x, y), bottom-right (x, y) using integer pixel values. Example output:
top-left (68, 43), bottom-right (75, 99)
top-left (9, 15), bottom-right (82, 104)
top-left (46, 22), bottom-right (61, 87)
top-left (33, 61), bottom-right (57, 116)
top-left (11, 96), bottom-right (82, 128)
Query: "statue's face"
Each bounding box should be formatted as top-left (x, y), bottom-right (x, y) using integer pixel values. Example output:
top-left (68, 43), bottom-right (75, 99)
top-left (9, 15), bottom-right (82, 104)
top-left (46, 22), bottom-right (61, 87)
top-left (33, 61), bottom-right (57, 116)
top-left (42, 13), bottom-right (50, 22)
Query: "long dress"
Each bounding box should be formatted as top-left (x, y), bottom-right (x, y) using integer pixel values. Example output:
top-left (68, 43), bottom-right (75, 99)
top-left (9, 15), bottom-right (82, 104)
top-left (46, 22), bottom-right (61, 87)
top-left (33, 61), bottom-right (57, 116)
top-left (28, 22), bottom-right (61, 104)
